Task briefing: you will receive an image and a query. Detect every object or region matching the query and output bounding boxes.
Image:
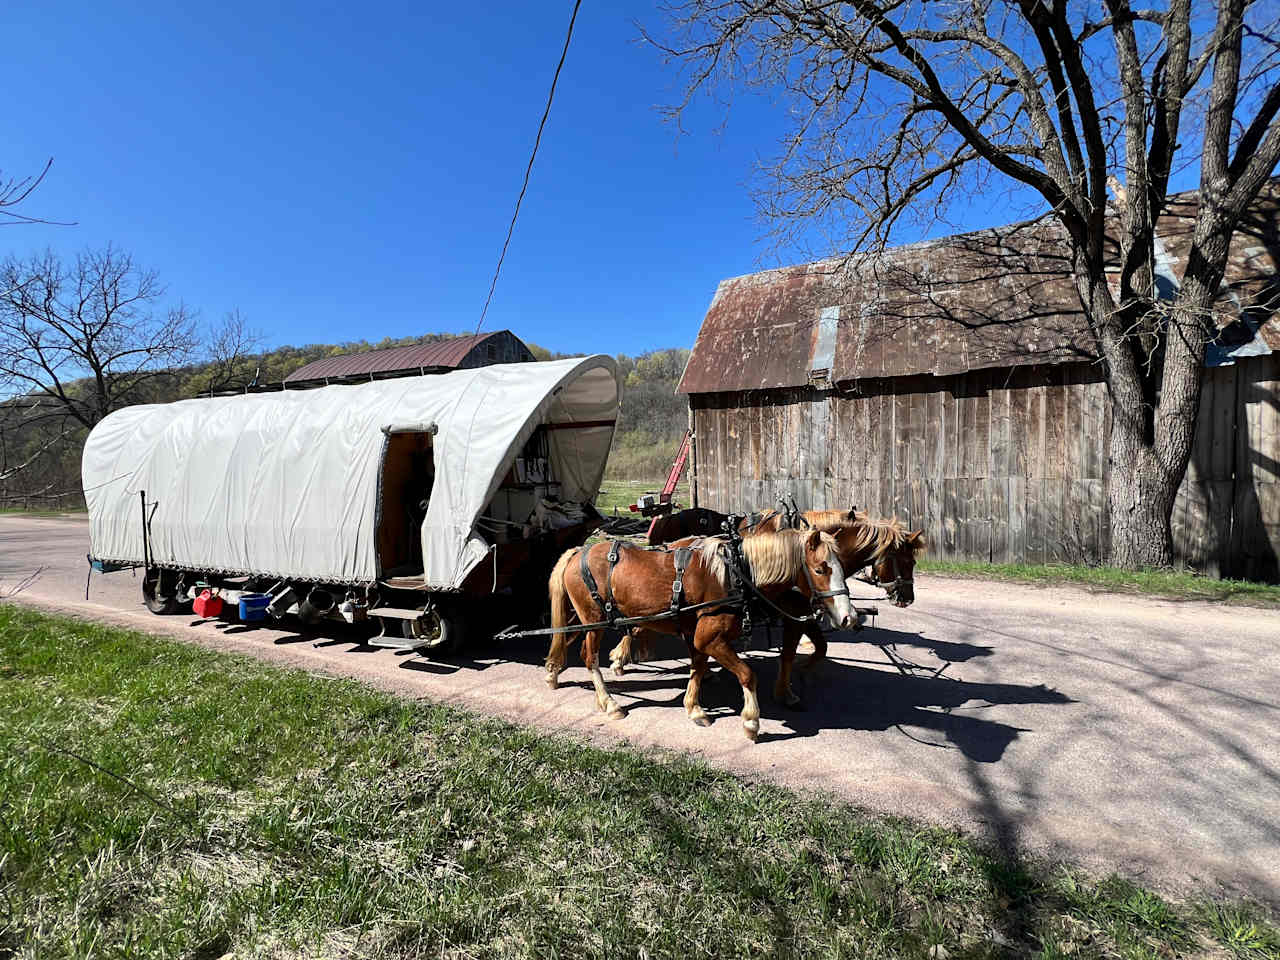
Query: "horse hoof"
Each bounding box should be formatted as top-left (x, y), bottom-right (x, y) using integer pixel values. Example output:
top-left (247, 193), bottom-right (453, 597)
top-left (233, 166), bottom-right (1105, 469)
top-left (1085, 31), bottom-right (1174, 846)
top-left (545, 675), bottom-right (559, 690)
top-left (612, 662), bottom-right (627, 678)
top-left (690, 714), bottom-right (712, 728)
top-left (607, 706), bottom-right (627, 721)
top-left (784, 695), bottom-right (804, 711)
top-left (743, 723), bottom-right (760, 742)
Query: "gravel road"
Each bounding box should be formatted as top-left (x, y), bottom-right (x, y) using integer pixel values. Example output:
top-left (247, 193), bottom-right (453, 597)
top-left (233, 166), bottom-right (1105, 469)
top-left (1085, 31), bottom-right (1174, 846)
top-left (3, 514), bottom-right (1278, 901)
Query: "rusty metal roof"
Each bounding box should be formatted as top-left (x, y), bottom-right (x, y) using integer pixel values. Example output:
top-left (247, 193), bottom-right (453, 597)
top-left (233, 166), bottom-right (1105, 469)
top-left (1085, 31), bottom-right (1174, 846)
top-left (679, 186), bottom-right (1280, 394)
top-left (284, 331), bottom-right (528, 383)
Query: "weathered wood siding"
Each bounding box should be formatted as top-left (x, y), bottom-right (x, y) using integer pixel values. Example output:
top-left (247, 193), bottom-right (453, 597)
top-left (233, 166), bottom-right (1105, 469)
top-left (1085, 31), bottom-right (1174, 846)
top-left (689, 353), bottom-right (1280, 581)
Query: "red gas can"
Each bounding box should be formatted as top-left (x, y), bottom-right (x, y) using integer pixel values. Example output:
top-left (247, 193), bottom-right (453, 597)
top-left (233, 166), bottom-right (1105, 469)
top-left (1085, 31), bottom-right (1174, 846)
top-left (193, 589), bottom-right (223, 618)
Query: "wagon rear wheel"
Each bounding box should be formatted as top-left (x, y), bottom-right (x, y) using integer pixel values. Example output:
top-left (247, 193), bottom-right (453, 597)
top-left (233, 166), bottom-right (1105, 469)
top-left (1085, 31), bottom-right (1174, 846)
top-left (142, 569), bottom-right (186, 616)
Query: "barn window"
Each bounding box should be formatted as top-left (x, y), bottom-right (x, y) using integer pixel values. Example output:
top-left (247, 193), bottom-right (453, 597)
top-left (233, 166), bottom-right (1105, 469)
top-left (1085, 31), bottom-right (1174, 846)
top-left (810, 305), bottom-right (839, 386)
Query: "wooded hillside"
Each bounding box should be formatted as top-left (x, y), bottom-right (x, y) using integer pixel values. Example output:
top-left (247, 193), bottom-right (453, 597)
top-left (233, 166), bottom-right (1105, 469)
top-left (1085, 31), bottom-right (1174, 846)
top-left (0, 335), bottom-right (688, 507)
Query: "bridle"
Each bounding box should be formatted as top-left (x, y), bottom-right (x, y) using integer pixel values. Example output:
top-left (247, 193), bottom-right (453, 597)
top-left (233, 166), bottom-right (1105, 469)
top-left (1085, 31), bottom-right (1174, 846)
top-left (801, 546), bottom-right (851, 621)
top-left (861, 549), bottom-right (913, 604)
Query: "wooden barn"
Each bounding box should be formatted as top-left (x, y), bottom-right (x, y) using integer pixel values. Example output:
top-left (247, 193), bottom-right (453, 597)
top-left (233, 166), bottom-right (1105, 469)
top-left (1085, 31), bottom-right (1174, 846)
top-left (679, 189), bottom-right (1280, 581)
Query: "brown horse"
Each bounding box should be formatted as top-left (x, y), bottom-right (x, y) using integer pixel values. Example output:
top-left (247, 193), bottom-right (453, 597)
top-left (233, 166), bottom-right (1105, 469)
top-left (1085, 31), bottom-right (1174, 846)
top-left (545, 528), bottom-right (854, 740)
top-left (623, 506), bottom-right (926, 708)
top-left (762, 508), bottom-right (924, 706)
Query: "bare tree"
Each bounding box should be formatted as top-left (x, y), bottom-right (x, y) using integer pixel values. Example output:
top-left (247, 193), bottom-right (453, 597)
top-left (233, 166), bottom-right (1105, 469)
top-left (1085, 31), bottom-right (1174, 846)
top-left (0, 247), bottom-right (199, 429)
top-left (0, 159), bottom-right (72, 228)
top-left (0, 248), bottom-right (261, 498)
top-left (658, 0), bottom-right (1280, 568)
top-left (192, 308), bottom-right (264, 396)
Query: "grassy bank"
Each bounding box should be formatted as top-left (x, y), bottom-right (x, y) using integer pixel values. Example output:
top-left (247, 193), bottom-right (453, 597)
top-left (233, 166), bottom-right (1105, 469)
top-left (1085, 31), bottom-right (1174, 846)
top-left (596, 478), bottom-right (692, 515)
top-left (1, 605), bottom-right (1277, 959)
top-left (919, 559), bottom-right (1280, 608)
top-left (0, 506), bottom-right (86, 518)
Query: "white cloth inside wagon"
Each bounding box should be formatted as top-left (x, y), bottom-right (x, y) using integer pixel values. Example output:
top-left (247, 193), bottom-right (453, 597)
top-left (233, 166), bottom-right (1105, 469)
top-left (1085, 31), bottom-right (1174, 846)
top-left (81, 356), bottom-right (618, 588)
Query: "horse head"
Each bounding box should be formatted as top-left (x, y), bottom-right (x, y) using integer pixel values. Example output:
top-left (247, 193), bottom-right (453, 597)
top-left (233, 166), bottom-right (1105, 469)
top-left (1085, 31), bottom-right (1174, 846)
top-left (801, 529), bottom-right (856, 629)
top-left (868, 528), bottom-right (925, 607)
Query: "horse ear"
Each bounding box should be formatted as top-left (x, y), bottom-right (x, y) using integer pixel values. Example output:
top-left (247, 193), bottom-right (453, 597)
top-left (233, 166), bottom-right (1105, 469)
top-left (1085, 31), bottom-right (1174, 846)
top-left (806, 529), bottom-right (823, 550)
top-left (847, 505), bottom-right (858, 520)
top-left (908, 529), bottom-right (925, 549)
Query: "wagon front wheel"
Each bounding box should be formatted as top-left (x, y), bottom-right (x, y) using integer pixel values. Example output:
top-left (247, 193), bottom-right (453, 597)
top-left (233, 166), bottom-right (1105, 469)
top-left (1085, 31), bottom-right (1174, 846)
top-left (401, 606), bottom-right (462, 655)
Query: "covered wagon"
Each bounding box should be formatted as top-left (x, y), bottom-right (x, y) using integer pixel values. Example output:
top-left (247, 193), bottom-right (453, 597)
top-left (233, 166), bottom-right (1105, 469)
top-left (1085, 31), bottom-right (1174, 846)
top-left (81, 355), bottom-right (619, 650)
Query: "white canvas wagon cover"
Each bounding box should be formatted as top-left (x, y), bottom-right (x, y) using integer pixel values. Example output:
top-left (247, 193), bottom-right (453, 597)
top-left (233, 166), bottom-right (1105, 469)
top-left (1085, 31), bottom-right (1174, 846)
top-left (82, 355), bottom-right (618, 588)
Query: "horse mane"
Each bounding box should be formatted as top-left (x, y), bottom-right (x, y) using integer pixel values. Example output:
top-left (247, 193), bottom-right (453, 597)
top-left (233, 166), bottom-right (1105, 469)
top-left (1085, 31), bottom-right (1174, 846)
top-left (696, 538), bottom-right (727, 589)
top-left (840, 510), bottom-right (925, 558)
top-left (803, 509), bottom-right (854, 533)
top-left (741, 528), bottom-right (837, 587)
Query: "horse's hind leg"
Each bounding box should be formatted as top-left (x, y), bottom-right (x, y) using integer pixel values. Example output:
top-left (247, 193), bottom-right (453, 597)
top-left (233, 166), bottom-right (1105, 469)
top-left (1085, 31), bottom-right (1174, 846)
top-left (696, 617), bottom-right (760, 742)
top-left (584, 629), bottom-right (626, 720)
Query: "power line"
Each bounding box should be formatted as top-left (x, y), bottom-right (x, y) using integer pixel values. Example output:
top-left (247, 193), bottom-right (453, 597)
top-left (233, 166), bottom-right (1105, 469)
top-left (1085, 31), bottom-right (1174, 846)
top-left (476, 0), bottom-right (583, 335)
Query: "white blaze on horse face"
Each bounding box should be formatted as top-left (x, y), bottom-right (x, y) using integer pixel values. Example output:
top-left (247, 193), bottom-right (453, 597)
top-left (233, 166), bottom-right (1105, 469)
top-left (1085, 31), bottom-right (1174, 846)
top-left (823, 552), bottom-right (855, 629)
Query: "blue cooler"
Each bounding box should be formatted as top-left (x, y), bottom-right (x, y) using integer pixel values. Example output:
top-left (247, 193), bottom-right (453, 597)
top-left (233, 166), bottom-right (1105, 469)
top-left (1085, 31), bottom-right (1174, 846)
top-left (238, 593), bottom-right (271, 622)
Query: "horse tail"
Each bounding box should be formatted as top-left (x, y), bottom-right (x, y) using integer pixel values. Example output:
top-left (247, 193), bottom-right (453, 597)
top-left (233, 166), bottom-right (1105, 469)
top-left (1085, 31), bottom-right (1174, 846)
top-left (545, 546), bottom-right (581, 686)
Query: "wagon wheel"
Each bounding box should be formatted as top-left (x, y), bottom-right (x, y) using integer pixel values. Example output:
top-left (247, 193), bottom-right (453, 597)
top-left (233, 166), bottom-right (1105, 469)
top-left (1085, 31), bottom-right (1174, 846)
top-left (142, 568), bottom-right (186, 616)
top-left (401, 605), bottom-right (463, 655)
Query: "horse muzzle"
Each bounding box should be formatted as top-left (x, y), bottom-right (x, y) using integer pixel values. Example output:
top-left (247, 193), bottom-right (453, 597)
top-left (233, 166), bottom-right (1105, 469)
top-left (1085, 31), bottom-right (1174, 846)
top-left (887, 580), bottom-right (914, 608)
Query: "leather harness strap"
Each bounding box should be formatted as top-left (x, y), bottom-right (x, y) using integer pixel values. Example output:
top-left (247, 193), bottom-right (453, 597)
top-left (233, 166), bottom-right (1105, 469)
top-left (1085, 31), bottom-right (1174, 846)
top-left (670, 545), bottom-right (692, 613)
top-left (578, 539), bottom-right (632, 626)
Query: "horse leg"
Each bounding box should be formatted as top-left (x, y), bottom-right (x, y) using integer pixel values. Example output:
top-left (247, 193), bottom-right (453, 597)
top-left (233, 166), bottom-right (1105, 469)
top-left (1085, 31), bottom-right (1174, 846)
top-left (584, 629), bottom-right (626, 720)
top-left (800, 626), bottom-right (829, 673)
top-left (683, 642), bottom-right (711, 727)
top-left (609, 632), bottom-right (634, 677)
top-left (697, 619), bottom-right (760, 742)
top-left (773, 622), bottom-right (803, 709)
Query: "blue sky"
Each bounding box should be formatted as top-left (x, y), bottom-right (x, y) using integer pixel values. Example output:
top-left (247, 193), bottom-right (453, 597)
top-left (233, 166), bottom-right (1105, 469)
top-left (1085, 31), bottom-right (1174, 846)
top-left (3, 2), bottom-right (1042, 357)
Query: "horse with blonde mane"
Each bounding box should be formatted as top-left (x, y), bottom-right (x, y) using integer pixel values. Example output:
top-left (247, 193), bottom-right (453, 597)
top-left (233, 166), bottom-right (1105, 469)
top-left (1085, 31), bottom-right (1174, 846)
top-left (618, 506), bottom-right (926, 708)
top-left (545, 527), bottom-right (854, 741)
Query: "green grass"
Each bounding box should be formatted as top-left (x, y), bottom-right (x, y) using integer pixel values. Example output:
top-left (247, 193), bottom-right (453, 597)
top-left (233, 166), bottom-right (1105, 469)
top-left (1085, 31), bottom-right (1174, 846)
top-left (1, 605), bottom-right (1277, 959)
top-left (0, 506), bottom-right (86, 518)
top-left (596, 478), bottom-right (692, 515)
top-left (918, 559), bottom-right (1280, 608)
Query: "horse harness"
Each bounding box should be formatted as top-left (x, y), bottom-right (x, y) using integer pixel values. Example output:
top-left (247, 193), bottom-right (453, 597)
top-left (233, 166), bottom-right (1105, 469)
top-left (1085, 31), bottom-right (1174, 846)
top-left (720, 515), bottom-right (849, 632)
top-left (577, 539), bottom-right (702, 631)
top-left (741, 495), bottom-right (804, 534)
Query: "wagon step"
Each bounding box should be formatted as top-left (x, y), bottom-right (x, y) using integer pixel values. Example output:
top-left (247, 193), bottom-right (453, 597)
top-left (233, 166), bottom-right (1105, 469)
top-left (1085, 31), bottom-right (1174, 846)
top-left (369, 606), bottom-right (426, 620)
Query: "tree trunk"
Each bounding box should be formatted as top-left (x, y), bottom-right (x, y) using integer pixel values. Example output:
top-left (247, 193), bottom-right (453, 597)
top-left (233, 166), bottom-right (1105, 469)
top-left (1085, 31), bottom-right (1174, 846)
top-left (1107, 443), bottom-right (1177, 568)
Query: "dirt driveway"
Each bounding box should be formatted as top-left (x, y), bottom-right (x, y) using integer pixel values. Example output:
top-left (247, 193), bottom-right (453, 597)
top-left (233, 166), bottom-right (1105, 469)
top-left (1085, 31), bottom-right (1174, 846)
top-left (3, 514), bottom-right (1279, 901)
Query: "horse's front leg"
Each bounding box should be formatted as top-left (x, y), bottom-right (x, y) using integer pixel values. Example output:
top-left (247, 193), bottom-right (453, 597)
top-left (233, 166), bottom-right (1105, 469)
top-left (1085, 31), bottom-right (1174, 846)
top-left (584, 629), bottom-right (626, 720)
top-left (774, 621), bottom-right (803, 709)
top-left (697, 616), bottom-right (760, 742)
top-left (800, 626), bottom-right (828, 673)
top-left (608, 631), bottom-right (634, 677)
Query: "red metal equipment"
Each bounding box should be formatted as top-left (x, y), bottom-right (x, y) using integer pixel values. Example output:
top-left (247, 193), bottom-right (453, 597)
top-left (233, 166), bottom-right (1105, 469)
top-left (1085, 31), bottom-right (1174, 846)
top-left (628, 430), bottom-right (692, 539)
